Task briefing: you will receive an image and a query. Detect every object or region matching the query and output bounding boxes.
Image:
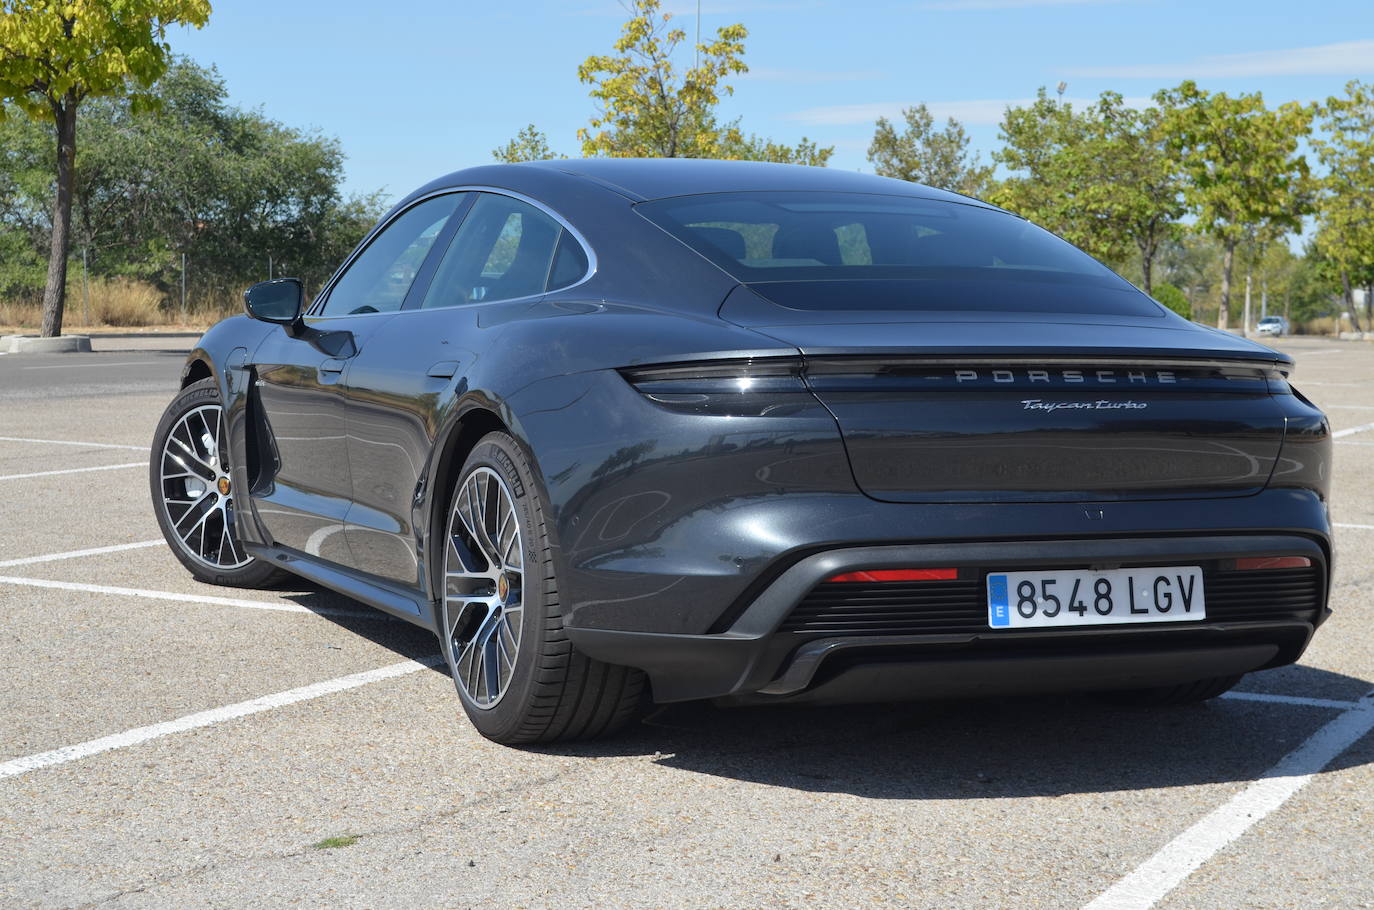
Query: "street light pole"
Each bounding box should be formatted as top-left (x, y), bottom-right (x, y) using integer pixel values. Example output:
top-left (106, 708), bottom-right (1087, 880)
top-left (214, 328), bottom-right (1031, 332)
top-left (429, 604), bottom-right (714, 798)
top-left (695, 0), bottom-right (701, 71)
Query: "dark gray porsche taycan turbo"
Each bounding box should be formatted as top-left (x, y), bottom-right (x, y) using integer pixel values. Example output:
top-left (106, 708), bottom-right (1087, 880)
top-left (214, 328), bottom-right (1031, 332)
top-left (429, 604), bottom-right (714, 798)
top-left (150, 158), bottom-right (1333, 743)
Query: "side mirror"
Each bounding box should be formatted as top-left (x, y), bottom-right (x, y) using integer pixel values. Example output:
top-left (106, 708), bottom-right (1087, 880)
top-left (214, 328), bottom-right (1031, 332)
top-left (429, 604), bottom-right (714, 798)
top-left (244, 278), bottom-right (304, 326)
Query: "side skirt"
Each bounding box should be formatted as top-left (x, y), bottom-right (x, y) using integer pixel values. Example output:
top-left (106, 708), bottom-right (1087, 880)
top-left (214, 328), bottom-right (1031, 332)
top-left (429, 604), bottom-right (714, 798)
top-left (245, 542), bottom-right (436, 632)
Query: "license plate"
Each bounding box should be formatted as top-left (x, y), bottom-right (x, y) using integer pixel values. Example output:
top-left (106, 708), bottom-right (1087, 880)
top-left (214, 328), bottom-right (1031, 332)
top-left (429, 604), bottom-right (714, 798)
top-left (987, 566), bottom-right (1205, 629)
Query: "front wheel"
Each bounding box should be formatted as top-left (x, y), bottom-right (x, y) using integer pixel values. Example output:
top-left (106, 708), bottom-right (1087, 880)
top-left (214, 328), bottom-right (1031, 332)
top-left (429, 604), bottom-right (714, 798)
top-left (150, 378), bottom-right (286, 588)
top-left (439, 432), bottom-right (646, 744)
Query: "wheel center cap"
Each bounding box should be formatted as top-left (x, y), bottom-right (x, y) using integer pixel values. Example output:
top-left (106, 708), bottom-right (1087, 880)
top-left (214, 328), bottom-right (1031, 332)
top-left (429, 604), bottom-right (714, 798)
top-left (217, 477), bottom-right (231, 496)
top-left (497, 574), bottom-right (509, 600)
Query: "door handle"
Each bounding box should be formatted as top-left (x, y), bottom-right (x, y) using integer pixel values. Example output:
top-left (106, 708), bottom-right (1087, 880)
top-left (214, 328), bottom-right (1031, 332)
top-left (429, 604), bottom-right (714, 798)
top-left (427, 360), bottom-right (460, 379)
top-left (319, 358), bottom-right (346, 374)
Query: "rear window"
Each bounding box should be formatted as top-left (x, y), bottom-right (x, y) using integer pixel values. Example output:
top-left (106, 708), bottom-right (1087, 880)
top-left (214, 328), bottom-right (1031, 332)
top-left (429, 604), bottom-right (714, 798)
top-left (636, 191), bottom-right (1146, 308)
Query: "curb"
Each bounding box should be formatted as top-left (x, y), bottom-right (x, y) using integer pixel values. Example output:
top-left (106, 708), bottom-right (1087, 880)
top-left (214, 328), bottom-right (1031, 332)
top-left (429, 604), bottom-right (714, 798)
top-left (1, 334), bottom-right (94, 354)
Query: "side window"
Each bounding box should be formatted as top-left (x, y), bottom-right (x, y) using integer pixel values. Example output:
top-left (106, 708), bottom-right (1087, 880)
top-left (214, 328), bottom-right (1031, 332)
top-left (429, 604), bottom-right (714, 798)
top-left (421, 194), bottom-right (577, 309)
top-left (547, 231), bottom-right (590, 291)
top-left (318, 194), bottom-right (461, 316)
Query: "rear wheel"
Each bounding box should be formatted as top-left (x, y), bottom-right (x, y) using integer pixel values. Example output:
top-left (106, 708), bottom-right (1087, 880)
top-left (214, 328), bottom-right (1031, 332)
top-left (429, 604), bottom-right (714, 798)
top-left (439, 432), bottom-right (646, 744)
top-left (1106, 673), bottom-right (1243, 707)
top-left (150, 378), bottom-right (286, 588)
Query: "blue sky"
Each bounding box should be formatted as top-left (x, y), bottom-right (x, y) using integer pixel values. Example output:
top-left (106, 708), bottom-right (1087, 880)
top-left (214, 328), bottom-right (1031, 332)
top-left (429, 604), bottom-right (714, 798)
top-left (172, 0), bottom-right (1374, 204)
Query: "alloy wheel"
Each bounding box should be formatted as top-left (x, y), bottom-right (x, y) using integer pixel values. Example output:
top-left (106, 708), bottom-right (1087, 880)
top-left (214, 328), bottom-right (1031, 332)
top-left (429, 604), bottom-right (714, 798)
top-left (442, 466), bottom-right (524, 709)
top-left (156, 403), bottom-right (251, 569)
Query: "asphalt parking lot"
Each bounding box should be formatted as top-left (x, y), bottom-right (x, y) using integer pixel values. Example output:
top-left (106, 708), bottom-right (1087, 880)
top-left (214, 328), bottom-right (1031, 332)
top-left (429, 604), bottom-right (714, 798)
top-left (0, 332), bottom-right (1371, 909)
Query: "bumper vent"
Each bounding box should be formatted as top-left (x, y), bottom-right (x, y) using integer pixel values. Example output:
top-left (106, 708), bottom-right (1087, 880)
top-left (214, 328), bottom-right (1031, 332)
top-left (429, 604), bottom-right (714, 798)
top-left (780, 566), bottom-right (1323, 636)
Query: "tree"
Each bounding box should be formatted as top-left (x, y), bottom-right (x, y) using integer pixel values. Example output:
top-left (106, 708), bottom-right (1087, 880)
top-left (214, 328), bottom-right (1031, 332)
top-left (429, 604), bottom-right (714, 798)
top-left (992, 89), bottom-right (1182, 291)
top-left (0, 0), bottom-right (212, 337)
top-left (1155, 81), bottom-right (1314, 331)
top-left (492, 124), bottom-right (562, 163)
top-left (718, 131), bottom-right (832, 166)
top-left (1079, 94), bottom-right (1182, 295)
top-left (867, 103), bottom-right (992, 197)
top-left (989, 90), bottom-right (1079, 241)
top-left (570, 0), bottom-right (828, 163)
top-left (1151, 281), bottom-right (1191, 319)
top-left (1312, 80), bottom-right (1374, 331)
top-left (0, 59), bottom-right (383, 307)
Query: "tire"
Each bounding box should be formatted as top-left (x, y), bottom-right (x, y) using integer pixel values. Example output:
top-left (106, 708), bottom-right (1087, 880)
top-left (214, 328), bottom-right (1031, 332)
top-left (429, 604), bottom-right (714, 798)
top-left (150, 377), bottom-right (287, 588)
top-left (438, 431), bottom-right (646, 744)
top-left (1105, 673), bottom-right (1243, 707)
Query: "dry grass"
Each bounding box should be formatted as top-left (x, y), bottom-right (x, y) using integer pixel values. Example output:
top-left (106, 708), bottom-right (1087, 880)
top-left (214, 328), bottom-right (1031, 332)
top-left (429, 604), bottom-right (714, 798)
top-left (86, 278), bottom-right (163, 326)
top-left (0, 280), bottom-right (242, 333)
top-left (1294, 317), bottom-right (1344, 336)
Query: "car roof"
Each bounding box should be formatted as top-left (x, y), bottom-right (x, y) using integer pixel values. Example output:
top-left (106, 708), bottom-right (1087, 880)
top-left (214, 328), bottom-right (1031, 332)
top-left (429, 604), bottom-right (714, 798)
top-left (514, 158), bottom-right (1003, 209)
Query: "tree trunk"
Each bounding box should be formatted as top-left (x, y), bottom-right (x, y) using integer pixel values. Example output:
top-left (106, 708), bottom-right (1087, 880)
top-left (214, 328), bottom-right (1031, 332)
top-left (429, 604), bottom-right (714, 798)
top-left (1140, 246), bottom-right (1153, 296)
top-left (1366, 283), bottom-right (1373, 332)
top-left (40, 95), bottom-right (78, 338)
top-left (1217, 239), bottom-right (1234, 331)
top-left (1341, 272), bottom-right (1361, 335)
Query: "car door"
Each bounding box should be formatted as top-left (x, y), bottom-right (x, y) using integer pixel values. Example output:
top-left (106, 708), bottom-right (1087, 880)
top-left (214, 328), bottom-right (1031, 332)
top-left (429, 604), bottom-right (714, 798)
top-left (245, 192), bottom-right (469, 562)
top-left (339, 191), bottom-right (591, 587)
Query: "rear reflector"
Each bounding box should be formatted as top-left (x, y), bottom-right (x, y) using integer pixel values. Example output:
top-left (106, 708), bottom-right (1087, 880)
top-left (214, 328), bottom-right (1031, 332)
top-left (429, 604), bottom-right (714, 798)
top-left (1235, 556), bottom-right (1313, 571)
top-left (827, 568), bottom-right (958, 583)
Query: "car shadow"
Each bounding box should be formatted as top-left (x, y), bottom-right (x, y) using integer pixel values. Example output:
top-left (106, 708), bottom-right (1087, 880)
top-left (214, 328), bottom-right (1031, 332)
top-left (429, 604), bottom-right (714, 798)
top-left (269, 581), bottom-right (1372, 799)
top-left (272, 584), bottom-right (444, 667)
top-left (538, 662), bottom-right (1373, 799)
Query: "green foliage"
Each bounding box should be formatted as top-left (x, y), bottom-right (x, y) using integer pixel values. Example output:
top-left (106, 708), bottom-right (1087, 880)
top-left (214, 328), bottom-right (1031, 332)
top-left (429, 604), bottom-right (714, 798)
top-left (1312, 80), bottom-right (1374, 322)
top-left (0, 0), bottom-right (210, 118)
top-left (1155, 81), bottom-right (1314, 327)
top-left (0, 59), bottom-right (384, 303)
top-left (1156, 82), bottom-right (1315, 246)
top-left (492, 124), bottom-right (562, 163)
top-left (311, 834), bottom-right (359, 850)
top-left (538, 0), bottom-right (828, 164)
top-left (576, 0), bottom-right (745, 158)
top-left (0, 0), bottom-right (213, 334)
top-left (866, 104), bottom-right (992, 197)
top-left (991, 89), bottom-right (1181, 291)
top-left (1284, 244), bottom-right (1343, 323)
top-left (1151, 281), bottom-right (1191, 318)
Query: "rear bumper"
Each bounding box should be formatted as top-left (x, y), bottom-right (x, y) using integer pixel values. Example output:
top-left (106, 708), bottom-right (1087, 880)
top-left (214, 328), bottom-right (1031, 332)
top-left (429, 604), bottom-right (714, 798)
top-left (564, 534), bottom-right (1328, 703)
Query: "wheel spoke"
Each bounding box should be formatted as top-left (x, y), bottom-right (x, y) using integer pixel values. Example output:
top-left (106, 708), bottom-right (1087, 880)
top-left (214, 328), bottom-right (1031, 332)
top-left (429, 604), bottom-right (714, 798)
top-left (443, 465), bottom-right (526, 710)
top-left (166, 437), bottom-right (216, 481)
top-left (172, 491), bottom-right (216, 534)
top-left (157, 404), bottom-right (252, 571)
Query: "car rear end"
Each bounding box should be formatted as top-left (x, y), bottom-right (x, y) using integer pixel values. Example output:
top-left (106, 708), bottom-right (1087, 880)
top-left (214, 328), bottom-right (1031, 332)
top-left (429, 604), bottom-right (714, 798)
top-left (559, 189), bottom-right (1333, 705)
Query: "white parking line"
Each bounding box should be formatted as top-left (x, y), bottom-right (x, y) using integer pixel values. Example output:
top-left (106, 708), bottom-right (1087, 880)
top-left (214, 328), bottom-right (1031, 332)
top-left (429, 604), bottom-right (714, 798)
top-left (0, 435), bottom-right (148, 451)
top-left (0, 575), bottom-right (391, 620)
top-left (22, 361), bottom-right (159, 370)
top-left (0, 539), bottom-right (164, 569)
top-left (1220, 690), bottom-right (1357, 710)
top-left (1335, 522), bottom-right (1374, 531)
top-left (0, 656), bottom-right (442, 780)
top-left (1332, 421), bottom-right (1374, 439)
top-left (1083, 689), bottom-right (1374, 910)
top-left (0, 462), bottom-right (143, 481)
top-left (1326, 404), bottom-right (1374, 410)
